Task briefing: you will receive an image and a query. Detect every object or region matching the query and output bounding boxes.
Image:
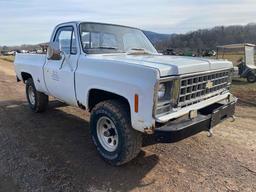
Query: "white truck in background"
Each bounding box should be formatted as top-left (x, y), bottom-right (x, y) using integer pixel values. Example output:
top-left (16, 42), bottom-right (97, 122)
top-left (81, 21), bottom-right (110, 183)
top-left (14, 21), bottom-right (237, 166)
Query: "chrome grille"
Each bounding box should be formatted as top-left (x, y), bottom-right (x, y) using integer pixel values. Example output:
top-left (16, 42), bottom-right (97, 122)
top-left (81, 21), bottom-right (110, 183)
top-left (178, 70), bottom-right (231, 108)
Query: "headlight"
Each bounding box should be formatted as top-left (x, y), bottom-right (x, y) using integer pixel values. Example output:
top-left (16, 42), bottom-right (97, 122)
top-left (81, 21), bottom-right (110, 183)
top-left (155, 78), bottom-right (180, 116)
top-left (158, 83), bottom-right (166, 99)
top-left (157, 82), bottom-right (172, 101)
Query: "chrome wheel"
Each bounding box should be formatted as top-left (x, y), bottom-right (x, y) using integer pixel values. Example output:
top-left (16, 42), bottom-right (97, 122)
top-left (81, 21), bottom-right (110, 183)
top-left (28, 86), bottom-right (35, 105)
top-left (96, 116), bottom-right (119, 152)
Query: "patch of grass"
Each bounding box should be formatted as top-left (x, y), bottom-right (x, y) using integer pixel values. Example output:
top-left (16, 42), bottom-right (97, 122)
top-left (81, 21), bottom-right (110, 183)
top-left (231, 77), bottom-right (256, 104)
top-left (0, 56), bottom-right (15, 63)
top-left (219, 53), bottom-right (244, 65)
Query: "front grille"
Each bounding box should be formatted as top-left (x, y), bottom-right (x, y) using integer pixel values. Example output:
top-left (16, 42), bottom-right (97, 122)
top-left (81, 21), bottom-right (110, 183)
top-left (178, 70), bottom-right (231, 108)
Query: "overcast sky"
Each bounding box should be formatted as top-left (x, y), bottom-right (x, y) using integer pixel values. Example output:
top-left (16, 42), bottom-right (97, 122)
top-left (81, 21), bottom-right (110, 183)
top-left (1, 0), bottom-right (256, 45)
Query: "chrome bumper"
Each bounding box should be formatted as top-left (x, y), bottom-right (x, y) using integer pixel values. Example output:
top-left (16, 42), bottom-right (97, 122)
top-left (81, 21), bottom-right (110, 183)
top-left (155, 92), bottom-right (234, 123)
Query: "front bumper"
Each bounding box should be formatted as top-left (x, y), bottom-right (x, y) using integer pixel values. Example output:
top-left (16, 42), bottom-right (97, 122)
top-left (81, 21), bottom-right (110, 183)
top-left (155, 92), bottom-right (232, 123)
top-left (154, 98), bottom-right (236, 142)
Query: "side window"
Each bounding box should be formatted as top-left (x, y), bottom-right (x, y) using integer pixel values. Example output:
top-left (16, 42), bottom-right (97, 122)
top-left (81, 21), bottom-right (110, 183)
top-left (102, 33), bottom-right (117, 48)
top-left (81, 32), bottom-right (100, 49)
top-left (91, 32), bottom-right (100, 48)
top-left (81, 32), bottom-right (90, 49)
top-left (55, 26), bottom-right (77, 54)
top-left (80, 32), bottom-right (117, 49)
top-left (123, 33), bottom-right (142, 51)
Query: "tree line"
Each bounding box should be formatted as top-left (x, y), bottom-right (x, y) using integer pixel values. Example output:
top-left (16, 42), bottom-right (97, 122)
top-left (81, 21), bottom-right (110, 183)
top-left (145, 23), bottom-right (256, 52)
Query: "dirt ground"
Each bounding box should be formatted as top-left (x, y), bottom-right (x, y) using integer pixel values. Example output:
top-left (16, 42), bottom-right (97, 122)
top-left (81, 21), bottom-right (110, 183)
top-left (0, 59), bottom-right (255, 192)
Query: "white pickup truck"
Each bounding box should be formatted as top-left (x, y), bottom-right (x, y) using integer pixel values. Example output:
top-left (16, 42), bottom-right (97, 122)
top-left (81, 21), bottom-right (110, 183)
top-left (14, 21), bottom-right (237, 165)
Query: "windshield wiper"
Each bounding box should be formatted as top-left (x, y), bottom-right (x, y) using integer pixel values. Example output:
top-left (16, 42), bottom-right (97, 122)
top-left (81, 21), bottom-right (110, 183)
top-left (127, 48), bottom-right (152, 55)
top-left (130, 48), bottom-right (145, 51)
top-left (97, 46), bottom-right (117, 50)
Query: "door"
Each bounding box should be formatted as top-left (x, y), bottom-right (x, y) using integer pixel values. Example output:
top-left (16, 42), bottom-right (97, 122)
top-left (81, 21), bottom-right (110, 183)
top-left (44, 26), bottom-right (79, 106)
top-left (245, 45), bottom-right (255, 67)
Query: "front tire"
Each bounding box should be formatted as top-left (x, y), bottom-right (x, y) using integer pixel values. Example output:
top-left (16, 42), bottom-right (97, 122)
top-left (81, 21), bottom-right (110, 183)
top-left (90, 100), bottom-right (142, 166)
top-left (26, 78), bottom-right (48, 112)
top-left (247, 73), bottom-right (256, 83)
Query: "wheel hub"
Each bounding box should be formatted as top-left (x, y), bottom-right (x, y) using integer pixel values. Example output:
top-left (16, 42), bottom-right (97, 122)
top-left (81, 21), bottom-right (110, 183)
top-left (96, 116), bottom-right (118, 152)
top-left (28, 86), bottom-right (35, 105)
top-left (103, 128), bottom-right (116, 137)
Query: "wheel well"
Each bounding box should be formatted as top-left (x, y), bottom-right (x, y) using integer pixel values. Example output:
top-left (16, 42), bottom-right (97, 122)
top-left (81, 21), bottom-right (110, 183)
top-left (21, 72), bottom-right (32, 83)
top-left (88, 89), bottom-right (130, 112)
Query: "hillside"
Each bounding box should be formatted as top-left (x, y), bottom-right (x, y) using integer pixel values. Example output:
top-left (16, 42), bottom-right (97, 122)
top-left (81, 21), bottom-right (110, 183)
top-left (143, 31), bottom-right (171, 45)
top-left (148, 23), bottom-right (256, 51)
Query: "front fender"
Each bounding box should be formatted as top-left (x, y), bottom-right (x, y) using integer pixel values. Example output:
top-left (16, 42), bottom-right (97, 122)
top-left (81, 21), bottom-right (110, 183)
top-left (75, 56), bottom-right (159, 132)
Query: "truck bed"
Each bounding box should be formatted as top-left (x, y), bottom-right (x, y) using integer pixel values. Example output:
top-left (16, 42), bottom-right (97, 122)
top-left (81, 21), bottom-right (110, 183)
top-left (14, 53), bottom-right (48, 93)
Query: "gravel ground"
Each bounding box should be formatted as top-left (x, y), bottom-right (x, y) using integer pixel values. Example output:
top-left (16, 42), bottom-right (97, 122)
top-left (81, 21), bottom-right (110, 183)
top-left (0, 59), bottom-right (255, 192)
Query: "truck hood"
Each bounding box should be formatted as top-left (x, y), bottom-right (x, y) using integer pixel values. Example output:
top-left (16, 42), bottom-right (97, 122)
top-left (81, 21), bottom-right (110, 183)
top-left (91, 54), bottom-right (233, 77)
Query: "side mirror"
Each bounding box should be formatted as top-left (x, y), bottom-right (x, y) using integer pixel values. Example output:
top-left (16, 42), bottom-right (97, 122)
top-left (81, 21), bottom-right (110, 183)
top-left (47, 42), bottom-right (62, 60)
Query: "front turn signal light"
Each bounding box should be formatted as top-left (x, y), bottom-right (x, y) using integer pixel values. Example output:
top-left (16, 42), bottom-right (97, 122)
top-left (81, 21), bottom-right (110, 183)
top-left (134, 94), bottom-right (139, 113)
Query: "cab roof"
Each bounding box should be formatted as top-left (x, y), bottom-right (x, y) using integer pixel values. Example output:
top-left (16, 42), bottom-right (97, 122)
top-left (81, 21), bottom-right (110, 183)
top-left (57, 21), bottom-right (139, 30)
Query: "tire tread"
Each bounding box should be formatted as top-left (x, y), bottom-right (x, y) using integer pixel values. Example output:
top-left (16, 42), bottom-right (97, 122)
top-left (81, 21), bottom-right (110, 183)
top-left (26, 78), bottom-right (48, 113)
top-left (91, 100), bottom-right (142, 165)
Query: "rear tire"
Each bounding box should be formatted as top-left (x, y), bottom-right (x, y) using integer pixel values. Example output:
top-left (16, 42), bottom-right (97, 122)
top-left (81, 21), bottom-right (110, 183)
top-left (26, 78), bottom-right (48, 112)
top-left (247, 73), bottom-right (256, 83)
top-left (90, 100), bottom-right (142, 166)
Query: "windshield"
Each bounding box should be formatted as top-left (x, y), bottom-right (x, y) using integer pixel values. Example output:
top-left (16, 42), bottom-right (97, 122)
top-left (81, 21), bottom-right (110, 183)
top-left (79, 23), bottom-right (158, 54)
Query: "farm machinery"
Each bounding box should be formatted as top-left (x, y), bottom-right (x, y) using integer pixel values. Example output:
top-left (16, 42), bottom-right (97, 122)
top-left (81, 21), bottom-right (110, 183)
top-left (217, 43), bottom-right (256, 83)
